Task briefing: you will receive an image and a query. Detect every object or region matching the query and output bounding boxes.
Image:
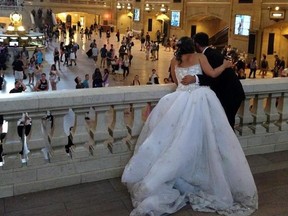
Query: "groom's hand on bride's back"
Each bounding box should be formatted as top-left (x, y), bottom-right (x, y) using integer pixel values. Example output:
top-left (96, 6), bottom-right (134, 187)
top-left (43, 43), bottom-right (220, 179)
top-left (223, 59), bottom-right (233, 69)
top-left (181, 75), bottom-right (196, 85)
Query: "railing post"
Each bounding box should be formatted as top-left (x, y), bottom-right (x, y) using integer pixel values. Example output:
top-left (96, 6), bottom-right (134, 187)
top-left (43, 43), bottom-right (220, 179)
top-left (72, 108), bottom-right (91, 158)
top-left (90, 106), bottom-right (111, 157)
top-left (48, 110), bottom-right (72, 162)
top-left (264, 93), bottom-right (281, 133)
top-left (276, 92), bottom-right (288, 131)
top-left (2, 114), bottom-right (22, 169)
top-left (126, 103), bottom-right (146, 150)
top-left (108, 105), bottom-right (129, 154)
top-left (22, 112), bottom-right (47, 166)
top-left (236, 95), bottom-right (254, 136)
top-left (250, 94), bottom-right (268, 134)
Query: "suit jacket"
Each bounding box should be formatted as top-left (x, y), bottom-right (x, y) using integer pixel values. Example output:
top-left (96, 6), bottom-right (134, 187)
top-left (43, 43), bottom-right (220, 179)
top-left (198, 47), bottom-right (245, 112)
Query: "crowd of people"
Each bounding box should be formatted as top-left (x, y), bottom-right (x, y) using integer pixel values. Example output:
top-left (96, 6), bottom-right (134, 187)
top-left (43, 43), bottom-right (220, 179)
top-left (0, 24), bottom-right (178, 95)
top-left (4, 15), bottom-right (286, 215)
top-left (221, 45), bottom-right (287, 79)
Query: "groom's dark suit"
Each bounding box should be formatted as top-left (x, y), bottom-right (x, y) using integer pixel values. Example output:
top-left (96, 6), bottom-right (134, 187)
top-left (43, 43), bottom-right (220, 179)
top-left (198, 47), bottom-right (245, 128)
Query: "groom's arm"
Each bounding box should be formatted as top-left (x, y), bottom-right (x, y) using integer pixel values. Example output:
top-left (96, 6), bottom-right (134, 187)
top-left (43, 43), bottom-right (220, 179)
top-left (197, 74), bottom-right (213, 86)
top-left (181, 74), bottom-right (213, 86)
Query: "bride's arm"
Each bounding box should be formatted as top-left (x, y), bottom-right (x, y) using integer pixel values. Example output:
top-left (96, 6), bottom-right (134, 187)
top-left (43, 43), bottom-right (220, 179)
top-left (199, 54), bottom-right (232, 78)
top-left (170, 57), bottom-right (178, 85)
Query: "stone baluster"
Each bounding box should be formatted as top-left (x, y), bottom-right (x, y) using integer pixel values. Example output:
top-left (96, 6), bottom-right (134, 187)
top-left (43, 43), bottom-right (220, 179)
top-left (236, 95), bottom-right (254, 136)
top-left (90, 106), bottom-right (111, 157)
top-left (2, 114), bottom-right (22, 169)
top-left (23, 112), bottom-right (47, 166)
top-left (275, 92), bottom-right (288, 131)
top-left (108, 105), bottom-right (129, 154)
top-left (40, 111), bottom-right (54, 162)
top-left (71, 108), bottom-right (91, 159)
top-left (49, 110), bottom-right (71, 162)
top-left (126, 103), bottom-right (146, 150)
top-left (250, 94), bottom-right (268, 134)
top-left (264, 93), bottom-right (281, 133)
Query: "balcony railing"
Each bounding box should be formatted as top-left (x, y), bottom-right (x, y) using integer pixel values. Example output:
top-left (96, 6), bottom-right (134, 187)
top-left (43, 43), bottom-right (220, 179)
top-left (1, 79), bottom-right (288, 197)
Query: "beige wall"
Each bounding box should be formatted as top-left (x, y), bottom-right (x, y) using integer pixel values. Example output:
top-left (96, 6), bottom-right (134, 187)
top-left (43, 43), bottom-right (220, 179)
top-left (2, 0), bottom-right (288, 62)
top-left (262, 25), bottom-right (288, 68)
top-left (116, 12), bottom-right (132, 34)
top-left (0, 17), bottom-right (10, 27)
top-left (56, 12), bottom-right (104, 29)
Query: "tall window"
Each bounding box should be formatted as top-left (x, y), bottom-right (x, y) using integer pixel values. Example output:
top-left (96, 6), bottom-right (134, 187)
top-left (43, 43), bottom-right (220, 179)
top-left (268, 33), bottom-right (275, 55)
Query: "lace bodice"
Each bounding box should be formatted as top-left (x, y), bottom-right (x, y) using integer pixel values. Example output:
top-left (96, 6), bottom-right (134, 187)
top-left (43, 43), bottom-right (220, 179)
top-left (176, 64), bottom-right (202, 92)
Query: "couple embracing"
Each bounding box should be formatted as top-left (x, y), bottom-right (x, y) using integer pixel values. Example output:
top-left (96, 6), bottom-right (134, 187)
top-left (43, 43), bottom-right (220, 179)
top-left (122, 33), bottom-right (258, 216)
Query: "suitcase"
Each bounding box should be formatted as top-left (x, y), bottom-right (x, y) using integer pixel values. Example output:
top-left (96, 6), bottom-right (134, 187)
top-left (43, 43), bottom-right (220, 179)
top-left (86, 49), bottom-right (92, 58)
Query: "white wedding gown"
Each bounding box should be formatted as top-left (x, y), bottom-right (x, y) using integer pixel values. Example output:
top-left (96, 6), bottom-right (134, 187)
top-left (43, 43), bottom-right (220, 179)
top-left (122, 64), bottom-right (258, 216)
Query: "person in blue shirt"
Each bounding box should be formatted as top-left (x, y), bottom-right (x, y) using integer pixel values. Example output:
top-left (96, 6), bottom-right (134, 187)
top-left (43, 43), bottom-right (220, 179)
top-left (82, 74), bottom-right (89, 88)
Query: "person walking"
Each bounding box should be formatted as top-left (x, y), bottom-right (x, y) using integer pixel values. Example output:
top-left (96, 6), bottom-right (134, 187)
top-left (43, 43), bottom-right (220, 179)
top-left (49, 64), bottom-right (60, 91)
top-left (259, 54), bottom-right (268, 78)
top-left (53, 47), bottom-right (61, 70)
top-left (100, 44), bottom-right (108, 68)
top-left (248, 57), bottom-right (257, 79)
top-left (116, 29), bottom-right (120, 42)
top-left (122, 54), bottom-right (130, 80)
top-left (102, 68), bottom-right (109, 87)
top-left (92, 44), bottom-right (98, 65)
top-left (12, 55), bottom-right (25, 81)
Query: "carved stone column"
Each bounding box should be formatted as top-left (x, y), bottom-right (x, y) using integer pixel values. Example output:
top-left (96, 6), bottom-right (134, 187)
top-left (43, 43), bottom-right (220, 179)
top-left (72, 108), bottom-right (91, 159)
top-left (276, 92), bottom-right (288, 131)
top-left (90, 106), bottom-right (111, 157)
top-left (49, 110), bottom-right (71, 162)
top-left (237, 96), bottom-right (254, 136)
top-left (24, 112), bottom-right (47, 166)
top-left (108, 105), bottom-right (129, 154)
top-left (126, 103), bottom-right (146, 150)
top-left (250, 94), bottom-right (267, 134)
top-left (264, 93), bottom-right (281, 133)
top-left (2, 114), bottom-right (22, 169)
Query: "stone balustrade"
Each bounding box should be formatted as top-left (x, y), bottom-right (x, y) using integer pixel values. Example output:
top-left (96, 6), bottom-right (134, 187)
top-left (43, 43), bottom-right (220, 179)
top-left (1, 79), bottom-right (288, 198)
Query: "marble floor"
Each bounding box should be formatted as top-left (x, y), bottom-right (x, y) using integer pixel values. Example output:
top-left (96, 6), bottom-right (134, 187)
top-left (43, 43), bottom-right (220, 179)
top-left (0, 31), bottom-right (274, 94)
top-left (0, 31), bottom-right (175, 94)
top-left (0, 150), bottom-right (288, 216)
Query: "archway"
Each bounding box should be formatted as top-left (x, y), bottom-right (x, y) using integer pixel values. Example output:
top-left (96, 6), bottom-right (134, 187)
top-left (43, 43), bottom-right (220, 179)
top-left (56, 12), bottom-right (101, 30)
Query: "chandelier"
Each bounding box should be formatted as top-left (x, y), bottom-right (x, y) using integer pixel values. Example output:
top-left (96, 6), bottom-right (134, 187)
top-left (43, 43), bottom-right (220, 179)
top-left (10, 11), bottom-right (23, 25)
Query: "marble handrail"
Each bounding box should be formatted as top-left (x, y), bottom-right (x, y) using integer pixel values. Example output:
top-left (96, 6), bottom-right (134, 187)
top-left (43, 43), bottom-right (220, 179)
top-left (1, 80), bottom-right (288, 197)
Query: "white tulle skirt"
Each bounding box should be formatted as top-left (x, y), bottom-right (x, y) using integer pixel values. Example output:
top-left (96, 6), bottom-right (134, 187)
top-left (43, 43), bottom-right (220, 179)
top-left (122, 86), bottom-right (258, 216)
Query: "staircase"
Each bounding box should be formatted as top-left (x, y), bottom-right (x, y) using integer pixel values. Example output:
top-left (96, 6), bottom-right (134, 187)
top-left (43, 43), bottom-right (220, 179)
top-left (209, 26), bottom-right (229, 50)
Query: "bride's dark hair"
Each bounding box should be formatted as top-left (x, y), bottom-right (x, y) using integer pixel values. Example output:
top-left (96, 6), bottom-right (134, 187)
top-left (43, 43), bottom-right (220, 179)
top-left (174, 36), bottom-right (195, 64)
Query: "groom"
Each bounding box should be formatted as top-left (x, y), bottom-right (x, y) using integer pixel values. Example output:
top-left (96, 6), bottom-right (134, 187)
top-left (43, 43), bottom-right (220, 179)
top-left (181, 32), bottom-right (245, 129)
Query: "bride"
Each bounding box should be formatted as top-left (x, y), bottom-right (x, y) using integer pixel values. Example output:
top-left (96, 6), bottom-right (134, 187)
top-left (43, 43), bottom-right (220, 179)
top-left (122, 36), bottom-right (258, 216)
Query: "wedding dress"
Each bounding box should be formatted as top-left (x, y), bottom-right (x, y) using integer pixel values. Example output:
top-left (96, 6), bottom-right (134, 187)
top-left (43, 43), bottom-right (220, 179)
top-left (122, 64), bottom-right (258, 216)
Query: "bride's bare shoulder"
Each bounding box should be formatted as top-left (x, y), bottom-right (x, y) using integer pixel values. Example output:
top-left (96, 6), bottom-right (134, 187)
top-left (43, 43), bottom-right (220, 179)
top-left (192, 53), bottom-right (204, 58)
top-left (188, 53), bottom-right (203, 64)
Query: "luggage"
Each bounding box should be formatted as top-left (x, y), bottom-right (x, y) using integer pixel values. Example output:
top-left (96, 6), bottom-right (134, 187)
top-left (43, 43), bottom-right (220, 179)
top-left (86, 49), bottom-right (92, 58)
